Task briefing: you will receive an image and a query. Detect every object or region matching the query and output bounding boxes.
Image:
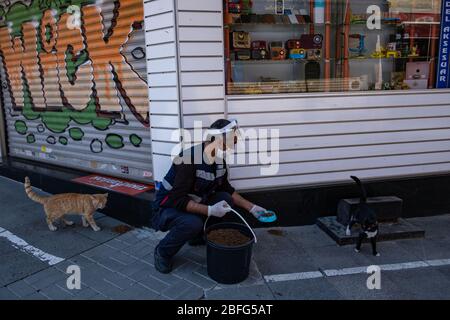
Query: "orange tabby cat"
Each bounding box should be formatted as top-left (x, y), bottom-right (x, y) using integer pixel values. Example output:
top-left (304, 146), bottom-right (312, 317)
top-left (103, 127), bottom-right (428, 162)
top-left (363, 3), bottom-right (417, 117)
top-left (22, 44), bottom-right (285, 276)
top-left (24, 177), bottom-right (108, 232)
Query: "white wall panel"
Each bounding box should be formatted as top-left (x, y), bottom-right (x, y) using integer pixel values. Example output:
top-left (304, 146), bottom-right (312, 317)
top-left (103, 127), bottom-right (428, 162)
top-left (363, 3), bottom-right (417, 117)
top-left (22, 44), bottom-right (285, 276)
top-left (232, 163), bottom-right (450, 190)
top-left (181, 72), bottom-right (224, 86)
top-left (178, 12), bottom-right (223, 27)
top-left (179, 42), bottom-right (224, 57)
top-left (228, 91), bottom-right (450, 190)
top-left (145, 27), bottom-right (175, 45)
top-left (177, 0), bottom-right (223, 11)
top-left (180, 57), bottom-right (224, 71)
top-left (146, 12), bottom-right (175, 30)
top-left (145, 0), bottom-right (174, 14)
top-left (179, 27), bottom-right (223, 41)
top-left (149, 101), bottom-right (179, 115)
top-left (148, 72), bottom-right (178, 87)
top-left (145, 0), bottom-right (180, 181)
top-left (146, 42), bottom-right (176, 59)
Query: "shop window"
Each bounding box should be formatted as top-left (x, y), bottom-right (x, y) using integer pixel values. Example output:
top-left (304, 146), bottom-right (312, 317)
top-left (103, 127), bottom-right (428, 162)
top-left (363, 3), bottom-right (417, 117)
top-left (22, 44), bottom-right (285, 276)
top-left (224, 0), bottom-right (442, 95)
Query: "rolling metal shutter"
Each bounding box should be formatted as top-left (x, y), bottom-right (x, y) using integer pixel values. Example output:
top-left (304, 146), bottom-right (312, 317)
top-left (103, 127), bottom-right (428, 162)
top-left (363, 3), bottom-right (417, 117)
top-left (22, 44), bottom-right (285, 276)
top-left (0, 0), bottom-right (152, 182)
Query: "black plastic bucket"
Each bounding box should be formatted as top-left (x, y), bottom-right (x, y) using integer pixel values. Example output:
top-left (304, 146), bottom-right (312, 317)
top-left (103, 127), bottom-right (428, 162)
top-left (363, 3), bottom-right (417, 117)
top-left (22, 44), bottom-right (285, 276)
top-left (206, 222), bottom-right (255, 284)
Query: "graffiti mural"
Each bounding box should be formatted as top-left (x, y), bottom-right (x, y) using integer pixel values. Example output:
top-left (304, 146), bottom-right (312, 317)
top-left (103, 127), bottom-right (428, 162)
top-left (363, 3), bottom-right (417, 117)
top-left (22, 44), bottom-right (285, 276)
top-left (0, 0), bottom-right (151, 179)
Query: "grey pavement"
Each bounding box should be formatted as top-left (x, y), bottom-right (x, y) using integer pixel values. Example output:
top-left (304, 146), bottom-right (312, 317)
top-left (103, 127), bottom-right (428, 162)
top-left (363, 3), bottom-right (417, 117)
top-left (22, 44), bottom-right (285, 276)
top-left (1, 176), bottom-right (450, 300)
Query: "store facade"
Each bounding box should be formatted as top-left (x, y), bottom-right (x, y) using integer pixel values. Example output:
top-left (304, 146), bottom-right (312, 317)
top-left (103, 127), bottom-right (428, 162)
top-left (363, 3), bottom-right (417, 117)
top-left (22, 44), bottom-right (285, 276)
top-left (146, 0), bottom-right (450, 192)
top-left (0, 0), bottom-right (449, 192)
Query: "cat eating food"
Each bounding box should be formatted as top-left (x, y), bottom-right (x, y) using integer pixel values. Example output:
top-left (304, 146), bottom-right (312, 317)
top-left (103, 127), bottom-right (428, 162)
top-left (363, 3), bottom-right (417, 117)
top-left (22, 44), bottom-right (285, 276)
top-left (24, 177), bottom-right (108, 232)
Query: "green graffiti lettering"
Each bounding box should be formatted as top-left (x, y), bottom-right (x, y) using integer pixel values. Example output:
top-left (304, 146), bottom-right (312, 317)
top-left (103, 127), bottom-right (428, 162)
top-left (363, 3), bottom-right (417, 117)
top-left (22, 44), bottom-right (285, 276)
top-left (69, 128), bottom-right (84, 141)
top-left (14, 121), bottom-right (28, 135)
top-left (105, 134), bottom-right (124, 149)
top-left (130, 134), bottom-right (142, 147)
top-left (26, 134), bottom-right (36, 144)
top-left (59, 136), bottom-right (68, 145)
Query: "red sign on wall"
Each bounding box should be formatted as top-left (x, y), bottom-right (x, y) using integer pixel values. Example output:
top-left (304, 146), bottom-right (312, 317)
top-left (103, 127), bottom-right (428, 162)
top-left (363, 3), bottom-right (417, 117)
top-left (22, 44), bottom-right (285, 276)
top-left (73, 175), bottom-right (154, 196)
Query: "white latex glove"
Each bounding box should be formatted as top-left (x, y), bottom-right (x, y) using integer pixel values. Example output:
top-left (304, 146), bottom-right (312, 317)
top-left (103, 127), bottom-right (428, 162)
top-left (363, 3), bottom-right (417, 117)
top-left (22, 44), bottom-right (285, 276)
top-left (208, 200), bottom-right (232, 218)
top-left (249, 204), bottom-right (267, 219)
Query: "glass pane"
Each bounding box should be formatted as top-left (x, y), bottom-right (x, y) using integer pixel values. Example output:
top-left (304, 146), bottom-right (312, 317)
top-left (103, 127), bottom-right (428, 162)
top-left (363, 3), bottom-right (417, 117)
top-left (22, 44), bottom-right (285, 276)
top-left (224, 0), bottom-right (442, 95)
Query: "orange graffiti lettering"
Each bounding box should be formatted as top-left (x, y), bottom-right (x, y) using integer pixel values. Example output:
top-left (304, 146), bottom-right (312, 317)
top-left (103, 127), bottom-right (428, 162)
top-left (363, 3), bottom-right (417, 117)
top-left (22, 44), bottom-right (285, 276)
top-left (83, 0), bottom-right (149, 125)
top-left (0, 0), bottom-right (149, 126)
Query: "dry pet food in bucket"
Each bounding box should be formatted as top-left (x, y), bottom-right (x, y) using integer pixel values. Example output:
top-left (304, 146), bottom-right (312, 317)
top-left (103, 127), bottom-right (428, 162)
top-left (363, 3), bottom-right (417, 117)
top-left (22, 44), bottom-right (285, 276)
top-left (207, 228), bottom-right (251, 246)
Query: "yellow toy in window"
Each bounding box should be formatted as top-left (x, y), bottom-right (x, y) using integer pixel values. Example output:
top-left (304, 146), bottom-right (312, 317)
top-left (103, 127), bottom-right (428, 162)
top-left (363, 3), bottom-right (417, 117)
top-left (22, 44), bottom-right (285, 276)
top-left (371, 35), bottom-right (386, 59)
top-left (408, 45), bottom-right (420, 58)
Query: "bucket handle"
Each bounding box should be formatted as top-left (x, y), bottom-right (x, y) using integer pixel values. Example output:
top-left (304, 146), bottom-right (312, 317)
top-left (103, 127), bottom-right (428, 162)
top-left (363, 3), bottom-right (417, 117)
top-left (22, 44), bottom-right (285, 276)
top-left (204, 208), bottom-right (258, 244)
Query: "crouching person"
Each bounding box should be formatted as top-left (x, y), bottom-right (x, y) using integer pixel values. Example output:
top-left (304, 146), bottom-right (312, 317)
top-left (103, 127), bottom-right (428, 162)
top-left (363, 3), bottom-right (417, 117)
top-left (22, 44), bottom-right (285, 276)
top-left (152, 119), bottom-right (268, 273)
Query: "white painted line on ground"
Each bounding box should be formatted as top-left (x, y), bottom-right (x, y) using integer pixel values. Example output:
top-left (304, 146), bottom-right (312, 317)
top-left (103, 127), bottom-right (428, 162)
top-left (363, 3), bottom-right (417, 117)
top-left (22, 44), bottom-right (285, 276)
top-left (379, 261), bottom-right (428, 271)
top-left (264, 271), bottom-right (323, 283)
top-left (426, 258), bottom-right (450, 267)
top-left (264, 258), bottom-right (450, 283)
top-left (324, 266), bottom-right (368, 277)
top-left (0, 227), bottom-right (65, 265)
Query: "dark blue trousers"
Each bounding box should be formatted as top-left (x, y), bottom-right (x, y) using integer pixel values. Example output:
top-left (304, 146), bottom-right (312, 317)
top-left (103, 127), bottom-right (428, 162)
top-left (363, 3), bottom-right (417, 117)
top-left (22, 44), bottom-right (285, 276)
top-left (152, 192), bottom-right (234, 259)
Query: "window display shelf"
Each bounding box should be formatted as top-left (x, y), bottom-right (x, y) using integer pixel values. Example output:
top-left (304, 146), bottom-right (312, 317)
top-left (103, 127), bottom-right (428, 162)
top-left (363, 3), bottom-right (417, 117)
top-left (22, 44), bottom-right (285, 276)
top-left (348, 56), bottom-right (433, 61)
top-left (224, 0), bottom-right (442, 95)
top-left (231, 59), bottom-right (317, 65)
top-left (227, 22), bottom-right (331, 28)
top-left (231, 56), bottom-right (433, 65)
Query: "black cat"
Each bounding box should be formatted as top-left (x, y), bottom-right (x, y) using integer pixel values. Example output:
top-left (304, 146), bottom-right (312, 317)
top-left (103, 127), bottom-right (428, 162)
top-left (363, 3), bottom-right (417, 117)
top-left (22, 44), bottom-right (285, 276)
top-left (346, 176), bottom-right (380, 256)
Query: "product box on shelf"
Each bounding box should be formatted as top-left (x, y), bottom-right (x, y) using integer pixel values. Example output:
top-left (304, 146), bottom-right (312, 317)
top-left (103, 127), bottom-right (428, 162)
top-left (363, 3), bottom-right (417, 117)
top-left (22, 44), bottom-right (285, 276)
top-left (270, 41), bottom-right (286, 60)
top-left (300, 34), bottom-right (323, 49)
top-left (232, 31), bottom-right (251, 49)
top-left (251, 41), bottom-right (268, 60)
top-left (289, 48), bottom-right (306, 59)
top-left (307, 49), bottom-right (322, 60)
top-left (286, 39), bottom-right (302, 49)
top-left (235, 49), bottom-right (252, 60)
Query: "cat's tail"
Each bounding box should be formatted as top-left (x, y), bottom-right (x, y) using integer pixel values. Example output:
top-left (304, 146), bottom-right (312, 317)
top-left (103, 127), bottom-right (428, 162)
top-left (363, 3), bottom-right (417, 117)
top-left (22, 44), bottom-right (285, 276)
top-left (24, 177), bottom-right (47, 204)
top-left (350, 175), bottom-right (367, 203)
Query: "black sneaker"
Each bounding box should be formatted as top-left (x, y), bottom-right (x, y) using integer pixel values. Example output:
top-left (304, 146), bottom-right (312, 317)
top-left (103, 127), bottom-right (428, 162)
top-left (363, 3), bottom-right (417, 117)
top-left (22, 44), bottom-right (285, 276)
top-left (154, 247), bottom-right (172, 274)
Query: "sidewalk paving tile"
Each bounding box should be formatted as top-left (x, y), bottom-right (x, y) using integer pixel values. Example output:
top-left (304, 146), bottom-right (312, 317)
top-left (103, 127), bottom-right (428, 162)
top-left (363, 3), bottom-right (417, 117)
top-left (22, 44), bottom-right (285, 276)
top-left (0, 287), bottom-right (18, 300)
top-left (326, 273), bottom-right (407, 300)
top-left (6, 280), bottom-right (37, 298)
top-left (383, 267), bottom-right (450, 300)
top-left (39, 284), bottom-right (75, 300)
top-left (138, 275), bottom-right (170, 292)
top-left (268, 277), bottom-right (343, 300)
top-left (396, 237), bottom-right (450, 261)
top-left (284, 225), bottom-right (338, 248)
top-left (253, 228), bottom-right (318, 275)
top-left (303, 243), bottom-right (373, 270)
top-left (205, 284), bottom-right (274, 300)
top-left (22, 292), bottom-right (49, 300)
top-left (24, 267), bottom-right (67, 289)
top-left (161, 279), bottom-right (205, 300)
top-left (109, 283), bottom-right (162, 300)
top-left (358, 241), bottom-right (421, 265)
top-left (407, 215), bottom-right (450, 240)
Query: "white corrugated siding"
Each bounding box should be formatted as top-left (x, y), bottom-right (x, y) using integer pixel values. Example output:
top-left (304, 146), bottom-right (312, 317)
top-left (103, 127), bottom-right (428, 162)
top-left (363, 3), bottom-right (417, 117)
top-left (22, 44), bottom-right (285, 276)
top-left (228, 91), bottom-right (450, 190)
top-left (145, 0), bottom-right (181, 181)
top-left (0, 0), bottom-right (152, 182)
